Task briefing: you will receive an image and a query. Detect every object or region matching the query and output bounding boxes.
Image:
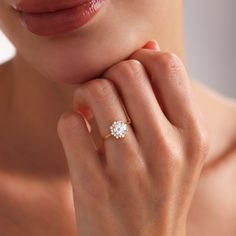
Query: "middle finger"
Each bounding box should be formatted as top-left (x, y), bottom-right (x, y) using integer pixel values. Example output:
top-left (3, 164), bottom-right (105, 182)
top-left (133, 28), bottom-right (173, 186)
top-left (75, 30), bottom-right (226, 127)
top-left (102, 59), bottom-right (173, 146)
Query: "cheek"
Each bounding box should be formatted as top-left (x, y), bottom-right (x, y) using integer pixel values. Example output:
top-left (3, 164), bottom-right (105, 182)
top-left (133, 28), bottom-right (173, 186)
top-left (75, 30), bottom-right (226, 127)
top-left (0, 0), bottom-right (159, 84)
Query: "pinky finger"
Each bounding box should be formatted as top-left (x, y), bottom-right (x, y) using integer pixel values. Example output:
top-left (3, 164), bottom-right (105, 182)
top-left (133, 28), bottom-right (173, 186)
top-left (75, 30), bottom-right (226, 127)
top-left (57, 111), bottom-right (105, 193)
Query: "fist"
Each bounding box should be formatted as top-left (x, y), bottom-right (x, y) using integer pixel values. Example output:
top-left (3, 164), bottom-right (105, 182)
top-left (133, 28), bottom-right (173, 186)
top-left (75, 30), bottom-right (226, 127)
top-left (57, 40), bottom-right (209, 236)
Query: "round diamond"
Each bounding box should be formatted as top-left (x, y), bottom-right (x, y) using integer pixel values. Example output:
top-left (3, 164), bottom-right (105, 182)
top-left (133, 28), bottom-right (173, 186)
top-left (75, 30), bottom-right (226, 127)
top-left (110, 120), bottom-right (128, 139)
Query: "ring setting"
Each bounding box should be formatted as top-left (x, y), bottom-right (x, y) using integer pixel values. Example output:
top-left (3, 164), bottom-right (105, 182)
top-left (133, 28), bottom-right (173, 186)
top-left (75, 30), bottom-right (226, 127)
top-left (103, 118), bottom-right (132, 140)
top-left (111, 120), bottom-right (128, 139)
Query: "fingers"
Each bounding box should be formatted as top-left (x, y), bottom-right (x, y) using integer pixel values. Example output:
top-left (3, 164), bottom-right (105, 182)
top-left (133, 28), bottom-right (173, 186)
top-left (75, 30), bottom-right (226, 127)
top-left (101, 59), bottom-right (172, 145)
top-left (57, 111), bottom-right (106, 195)
top-left (129, 48), bottom-right (198, 130)
top-left (73, 79), bottom-right (144, 179)
top-left (128, 45), bottom-right (209, 167)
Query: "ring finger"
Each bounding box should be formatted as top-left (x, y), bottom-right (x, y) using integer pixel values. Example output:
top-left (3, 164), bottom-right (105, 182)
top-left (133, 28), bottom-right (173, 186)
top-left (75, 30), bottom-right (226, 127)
top-left (73, 78), bottom-right (144, 179)
top-left (102, 59), bottom-right (173, 148)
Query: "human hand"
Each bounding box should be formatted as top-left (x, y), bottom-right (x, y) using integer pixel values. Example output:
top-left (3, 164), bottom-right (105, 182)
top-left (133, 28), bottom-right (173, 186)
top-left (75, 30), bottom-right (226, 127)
top-left (57, 40), bottom-right (210, 236)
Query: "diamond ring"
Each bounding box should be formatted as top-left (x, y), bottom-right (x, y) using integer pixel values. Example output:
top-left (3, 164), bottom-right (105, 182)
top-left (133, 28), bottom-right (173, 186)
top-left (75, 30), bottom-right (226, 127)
top-left (103, 117), bottom-right (132, 140)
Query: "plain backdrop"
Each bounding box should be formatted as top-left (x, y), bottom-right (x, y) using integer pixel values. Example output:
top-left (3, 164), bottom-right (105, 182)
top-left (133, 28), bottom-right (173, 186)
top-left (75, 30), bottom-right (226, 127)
top-left (184, 0), bottom-right (236, 99)
top-left (0, 0), bottom-right (236, 98)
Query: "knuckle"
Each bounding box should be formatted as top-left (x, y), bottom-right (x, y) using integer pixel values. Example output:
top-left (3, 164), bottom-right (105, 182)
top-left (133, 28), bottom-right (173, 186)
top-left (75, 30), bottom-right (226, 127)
top-left (165, 149), bottom-right (182, 172)
top-left (57, 112), bottom-right (84, 137)
top-left (152, 134), bottom-right (183, 171)
top-left (186, 121), bottom-right (210, 163)
top-left (108, 59), bottom-right (145, 83)
top-left (119, 59), bottom-right (144, 77)
top-left (194, 126), bottom-right (210, 156)
top-left (155, 52), bottom-right (184, 77)
top-left (85, 78), bottom-right (116, 103)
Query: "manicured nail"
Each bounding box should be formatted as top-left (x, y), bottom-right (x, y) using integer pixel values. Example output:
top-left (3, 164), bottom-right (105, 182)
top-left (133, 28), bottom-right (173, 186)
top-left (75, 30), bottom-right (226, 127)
top-left (143, 40), bottom-right (160, 51)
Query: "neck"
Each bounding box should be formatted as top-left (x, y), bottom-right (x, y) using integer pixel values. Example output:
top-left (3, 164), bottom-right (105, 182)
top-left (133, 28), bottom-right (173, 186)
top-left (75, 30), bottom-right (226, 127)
top-left (0, 55), bottom-right (77, 180)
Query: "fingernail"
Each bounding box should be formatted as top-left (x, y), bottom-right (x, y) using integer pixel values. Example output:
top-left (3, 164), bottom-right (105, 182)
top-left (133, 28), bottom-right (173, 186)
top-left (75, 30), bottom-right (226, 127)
top-left (150, 40), bottom-right (160, 51)
top-left (143, 39), bottom-right (160, 51)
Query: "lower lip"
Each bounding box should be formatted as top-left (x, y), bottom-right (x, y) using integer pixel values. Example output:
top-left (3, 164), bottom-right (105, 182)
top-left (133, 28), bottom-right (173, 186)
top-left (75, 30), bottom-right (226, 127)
top-left (18, 0), bottom-right (106, 36)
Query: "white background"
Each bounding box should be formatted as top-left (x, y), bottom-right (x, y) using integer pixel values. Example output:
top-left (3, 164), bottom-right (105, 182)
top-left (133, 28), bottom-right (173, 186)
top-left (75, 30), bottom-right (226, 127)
top-left (184, 0), bottom-right (236, 99)
top-left (1, 0), bottom-right (236, 98)
top-left (0, 31), bottom-right (15, 64)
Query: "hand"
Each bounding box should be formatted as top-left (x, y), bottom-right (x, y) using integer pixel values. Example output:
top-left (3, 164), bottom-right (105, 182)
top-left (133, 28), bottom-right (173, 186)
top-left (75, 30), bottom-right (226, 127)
top-left (57, 40), bottom-right (210, 236)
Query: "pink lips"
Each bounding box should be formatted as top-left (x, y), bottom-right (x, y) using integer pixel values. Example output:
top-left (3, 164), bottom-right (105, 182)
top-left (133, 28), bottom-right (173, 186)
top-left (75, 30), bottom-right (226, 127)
top-left (13, 0), bottom-right (106, 36)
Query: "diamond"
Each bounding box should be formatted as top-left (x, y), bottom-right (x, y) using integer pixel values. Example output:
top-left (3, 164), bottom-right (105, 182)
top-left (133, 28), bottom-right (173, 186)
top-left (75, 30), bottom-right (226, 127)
top-left (110, 120), bottom-right (128, 139)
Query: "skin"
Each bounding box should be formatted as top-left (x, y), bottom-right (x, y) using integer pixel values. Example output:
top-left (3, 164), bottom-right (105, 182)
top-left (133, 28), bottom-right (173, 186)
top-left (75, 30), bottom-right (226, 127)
top-left (0, 0), bottom-right (236, 235)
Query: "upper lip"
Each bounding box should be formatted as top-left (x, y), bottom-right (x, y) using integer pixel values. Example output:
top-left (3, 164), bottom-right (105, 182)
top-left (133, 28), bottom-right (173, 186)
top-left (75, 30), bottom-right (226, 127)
top-left (12, 0), bottom-right (91, 13)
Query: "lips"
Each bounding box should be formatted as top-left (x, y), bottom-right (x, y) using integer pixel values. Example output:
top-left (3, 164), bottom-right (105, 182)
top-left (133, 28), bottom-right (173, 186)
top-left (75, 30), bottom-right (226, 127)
top-left (13, 0), bottom-right (93, 13)
top-left (12, 0), bottom-right (107, 36)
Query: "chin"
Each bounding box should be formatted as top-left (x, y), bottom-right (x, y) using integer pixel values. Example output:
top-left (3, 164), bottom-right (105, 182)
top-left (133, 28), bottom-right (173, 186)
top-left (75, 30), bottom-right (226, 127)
top-left (1, 0), bottom-right (162, 85)
top-left (11, 17), bottom-right (153, 85)
top-left (3, 3), bottom-right (155, 85)
top-left (37, 59), bottom-right (106, 85)
top-left (26, 41), bottom-right (141, 85)
top-left (32, 56), bottom-right (116, 85)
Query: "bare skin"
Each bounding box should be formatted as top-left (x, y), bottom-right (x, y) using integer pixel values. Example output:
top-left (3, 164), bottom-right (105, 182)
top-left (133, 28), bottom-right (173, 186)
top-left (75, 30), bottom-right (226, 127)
top-left (1, 46), bottom-right (236, 236)
top-left (0, 0), bottom-right (236, 235)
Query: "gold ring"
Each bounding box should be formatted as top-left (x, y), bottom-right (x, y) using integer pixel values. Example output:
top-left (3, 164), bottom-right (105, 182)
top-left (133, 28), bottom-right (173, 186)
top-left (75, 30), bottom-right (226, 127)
top-left (103, 116), bottom-right (132, 140)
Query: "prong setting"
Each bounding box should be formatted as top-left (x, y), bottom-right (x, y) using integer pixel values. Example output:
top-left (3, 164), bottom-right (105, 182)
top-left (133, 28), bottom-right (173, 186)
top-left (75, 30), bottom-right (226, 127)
top-left (110, 120), bottom-right (128, 139)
